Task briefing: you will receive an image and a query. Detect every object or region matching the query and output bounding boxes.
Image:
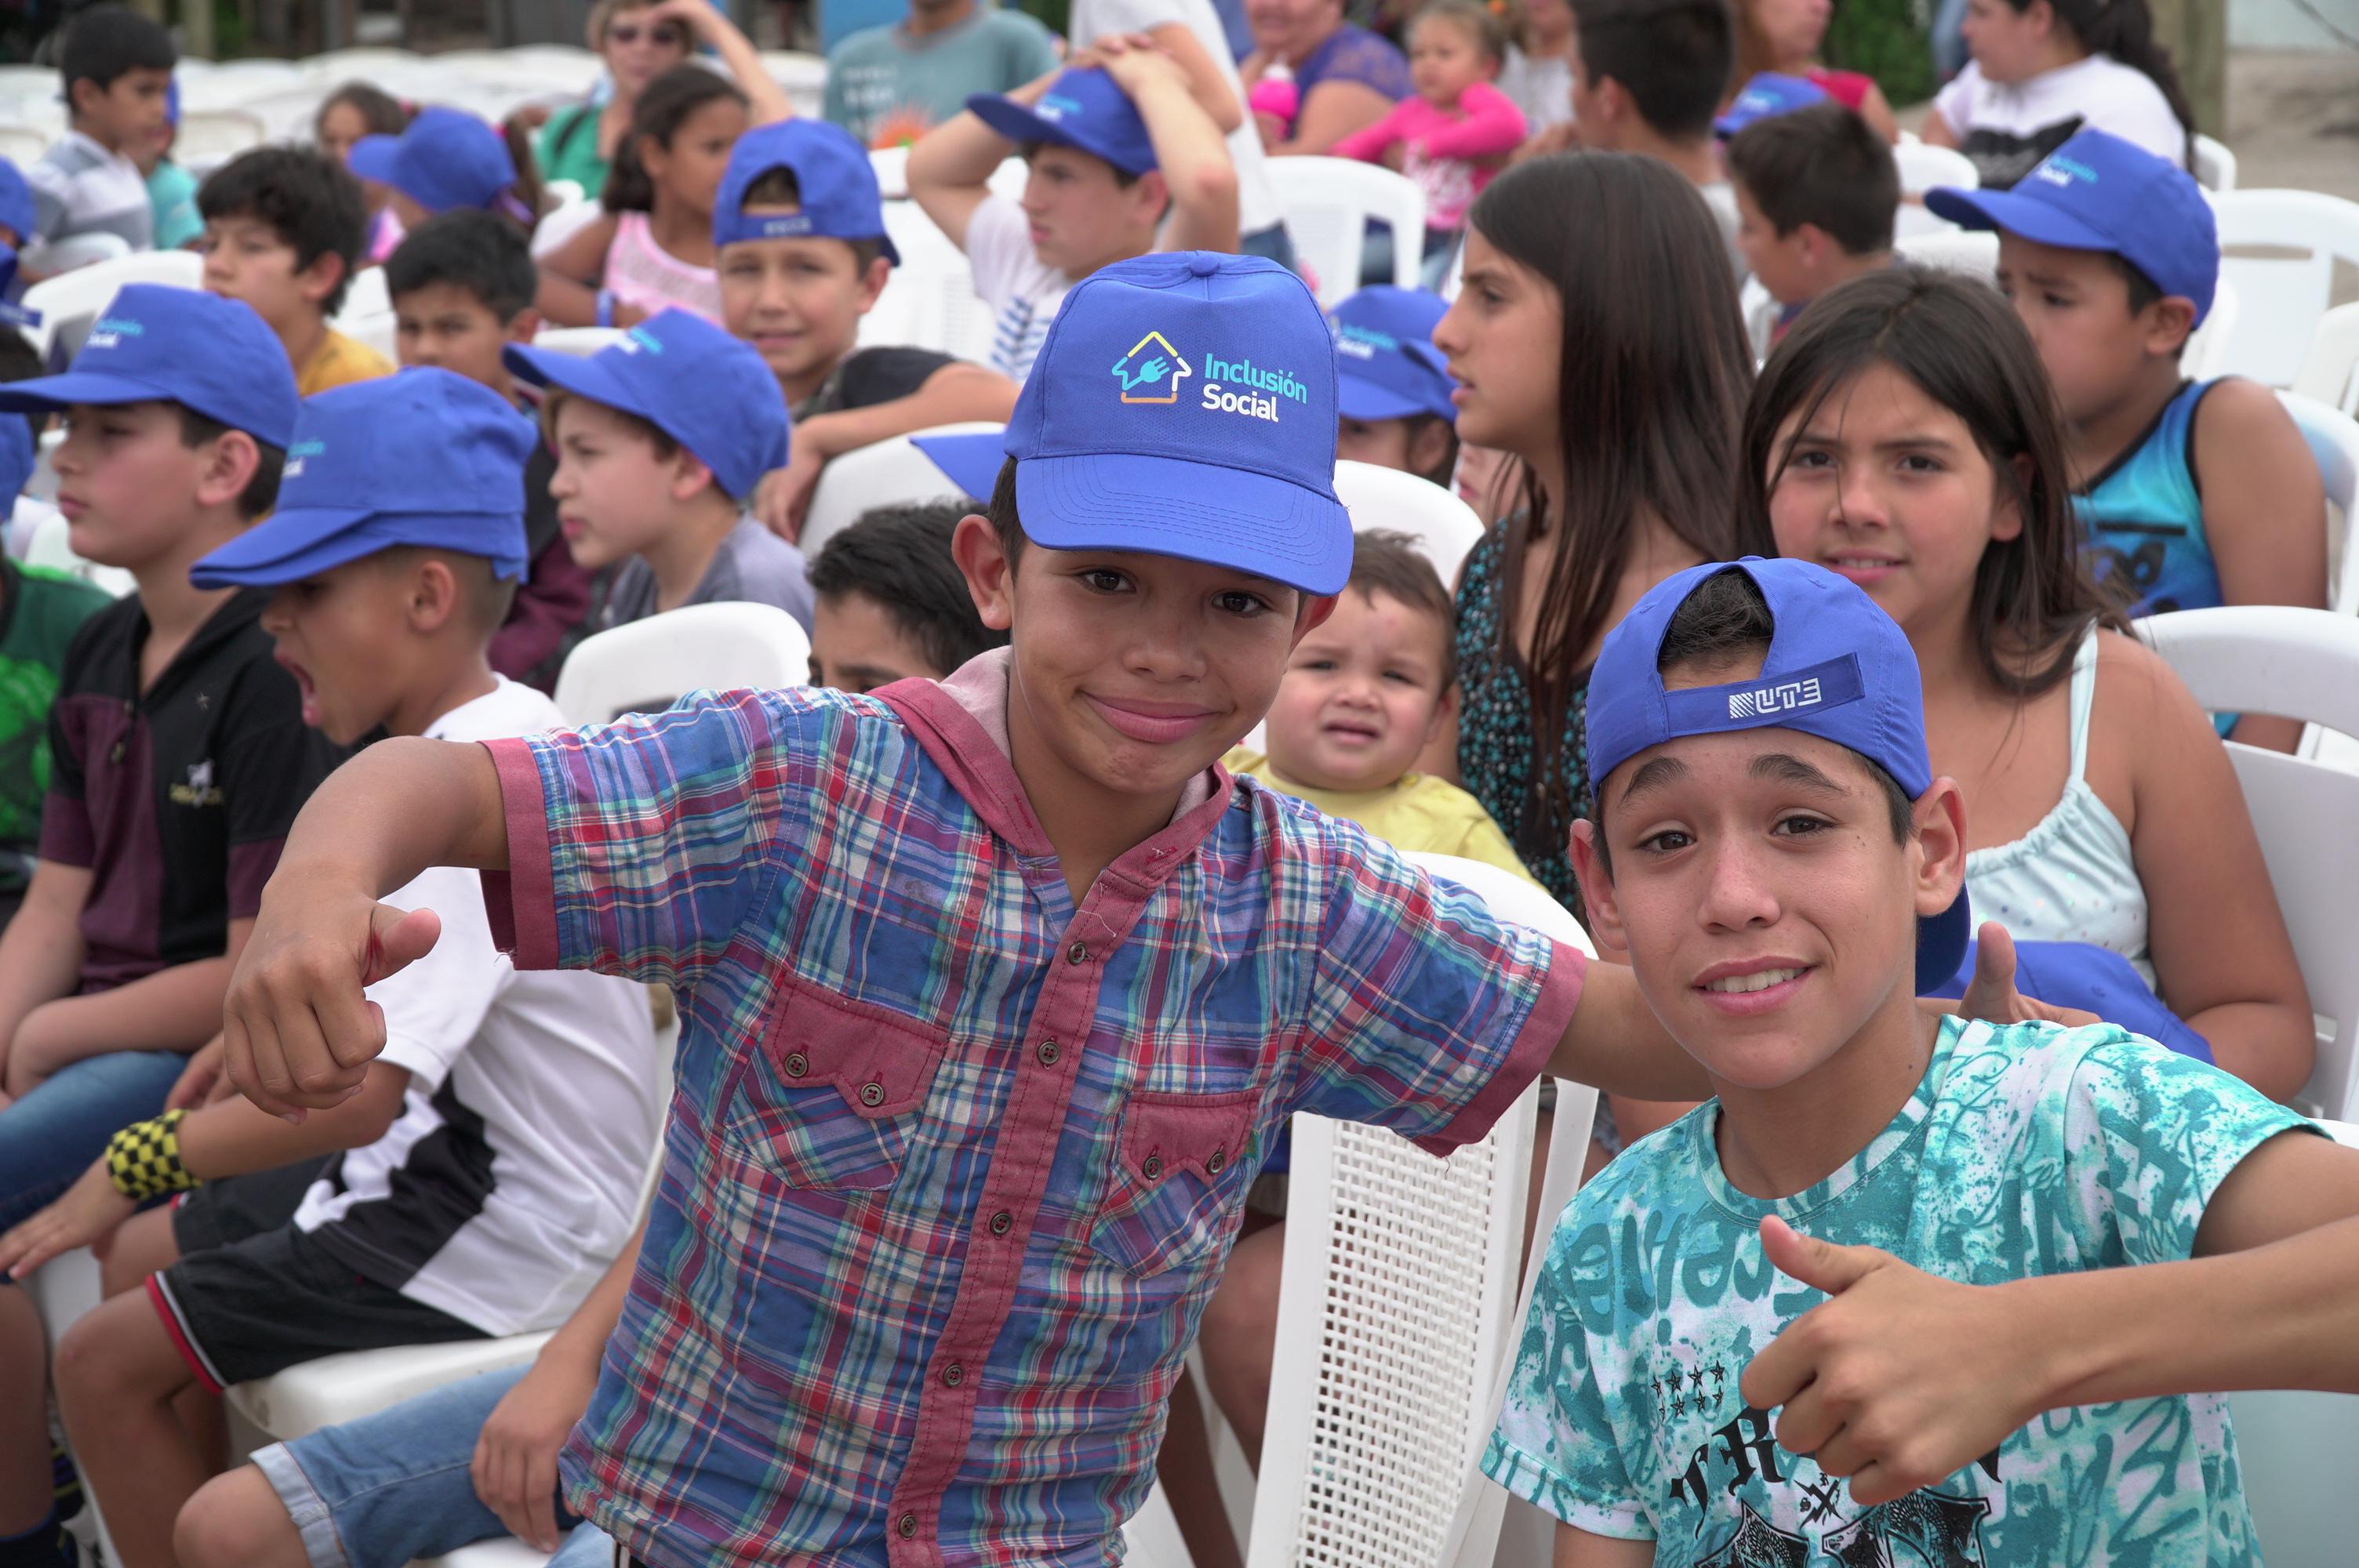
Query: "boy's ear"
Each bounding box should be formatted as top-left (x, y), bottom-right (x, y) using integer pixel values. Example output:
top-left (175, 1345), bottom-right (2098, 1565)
top-left (1423, 681), bottom-right (1459, 747)
top-left (296, 249), bottom-right (349, 310)
top-left (1130, 169), bottom-right (1172, 227)
top-left (856, 254), bottom-right (892, 315)
top-left (951, 512), bottom-right (1015, 632)
top-left (667, 448), bottom-right (722, 503)
top-left (1289, 593), bottom-right (1338, 645)
top-left (1910, 777), bottom-right (1968, 924)
top-left (67, 77), bottom-right (100, 118)
top-left (405, 554), bottom-right (462, 634)
top-left (1568, 818), bottom-right (1630, 956)
top-left (191, 427), bottom-right (263, 514)
top-left (2141, 295), bottom-right (2198, 359)
top-left (506, 307), bottom-right (543, 345)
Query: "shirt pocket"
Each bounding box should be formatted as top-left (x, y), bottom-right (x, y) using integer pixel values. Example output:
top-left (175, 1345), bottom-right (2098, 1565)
top-left (721, 982), bottom-right (951, 1193)
top-left (1089, 1088), bottom-right (1259, 1279)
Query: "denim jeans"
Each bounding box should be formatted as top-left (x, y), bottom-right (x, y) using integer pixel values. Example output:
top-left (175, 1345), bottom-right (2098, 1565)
top-left (253, 1365), bottom-right (615, 1568)
top-left (0, 1048), bottom-right (186, 1232)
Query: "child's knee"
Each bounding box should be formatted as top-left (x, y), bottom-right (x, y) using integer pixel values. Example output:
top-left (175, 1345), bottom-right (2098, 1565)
top-left (177, 1466), bottom-right (304, 1568)
top-left (53, 1293), bottom-right (162, 1409)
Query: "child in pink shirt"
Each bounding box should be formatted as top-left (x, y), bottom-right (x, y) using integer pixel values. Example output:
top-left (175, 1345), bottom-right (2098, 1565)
top-left (1332, 0), bottom-right (1525, 285)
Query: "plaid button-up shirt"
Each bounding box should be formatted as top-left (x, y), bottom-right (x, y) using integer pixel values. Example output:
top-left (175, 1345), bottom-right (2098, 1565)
top-left (482, 666), bottom-right (1583, 1567)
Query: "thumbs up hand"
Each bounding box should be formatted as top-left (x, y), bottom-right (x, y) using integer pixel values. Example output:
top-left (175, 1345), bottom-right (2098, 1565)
top-left (1739, 1216), bottom-right (2039, 1507)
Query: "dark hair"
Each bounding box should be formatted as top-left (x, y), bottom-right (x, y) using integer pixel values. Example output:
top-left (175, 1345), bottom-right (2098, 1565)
top-left (60, 3), bottom-right (174, 111)
top-left (810, 499), bottom-right (1008, 677)
top-left (2105, 251), bottom-right (2165, 317)
top-left (1725, 102), bottom-right (1898, 256)
top-left (1415, 0), bottom-right (1511, 64)
top-left (1405, 412), bottom-right (1459, 488)
top-left (1589, 564), bottom-right (1913, 877)
top-left (1735, 267), bottom-right (2128, 703)
top-left (498, 117), bottom-right (548, 234)
top-left (1567, 0), bottom-right (1732, 141)
top-left (1466, 153), bottom-right (1752, 851)
top-left (1348, 529), bottom-right (1458, 688)
top-left (735, 167), bottom-right (889, 271)
top-left (198, 147), bottom-right (373, 316)
top-left (987, 456), bottom-right (1024, 564)
top-left (315, 80), bottom-right (410, 143)
top-left (175, 408), bottom-right (285, 521)
top-left (2001, 0), bottom-right (2194, 167)
top-left (386, 209), bottom-right (538, 322)
top-left (0, 326), bottom-right (44, 447)
top-left (371, 545), bottom-right (518, 632)
top-left (602, 65), bottom-right (747, 215)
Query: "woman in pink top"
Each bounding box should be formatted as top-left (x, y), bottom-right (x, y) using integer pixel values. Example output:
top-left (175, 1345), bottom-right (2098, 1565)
top-left (1331, 0), bottom-right (1525, 287)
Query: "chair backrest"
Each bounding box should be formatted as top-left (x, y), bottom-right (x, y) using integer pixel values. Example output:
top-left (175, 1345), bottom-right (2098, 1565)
top-left (552, 601), bottom-right (812, 726)
top-left (1334, 459), bottom-right (1486, 588)
top-left (2192, 132), bottom-right (2238, 192)
top-left (870, 146), bottom-right (909, 200)
top-left (2209, 188), bottom-right (2359, 388)
top-left (2294, 300), bottom-right (2359, 417)
top-left (869, 200), bottom-right (998, 364)
top-left (2277, 392), bottom-right (2359, 615)
top-left (1263, 157), bottom-right (1427, 307)
top-left (24, 508), bottom-right (133, 597)
top-left (2181, 275), bottom-right (2241, 381)
top-left (799, 420), bottom-right (1002, 561)
top-left (1893, 226), bottom-right (1999, 279)
top-left (2139, 606), bottom-right (2359, 1119)
top-left (1249, 853), bottom-right (1594, 1568)
top-left (19, 246), bottom-right (202, 357)
top-left (530, 194), bottom-right (607, 261)
top-left (334, 263), bottom-right (391, 328)
top-left (528, 325), bottom-right (627, 358)
top-left (173, 107), bottom-right (266, 169)
top-left (0, 123), bottom-right (47, 164)
top-left (1892, 139), bottom-right (1979, 198)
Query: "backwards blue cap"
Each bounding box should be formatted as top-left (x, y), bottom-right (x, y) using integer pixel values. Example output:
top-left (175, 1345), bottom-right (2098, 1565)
top-left (969, 68), bottom-right (1157, 178)
top-left (504, 309), bottom-right (790, 501)
top-left (714, 119), bottom-right (900, 264)
top-left (0, 414), bottom-right (32, 505)
top-left (347, 107), bottom-right (522, 220)
top-left (1587, 557), bottom-right (1970, 989)
top-left (1714, 72), bottom-right (1830, 138)
top-left (1926, 128), bottom-right (2219, 326)
top-left (999, 251), bottom-right (1350, 593)
top-left (0, 160), bottom-right (33, 246)
top-left (189, 368), bottom-right (534, 589)
top-left (1329, 286), bottom-right (1456, 424)
top-left (1926, 939), bottom-right (2212, 1062)
top-left (0, 285), bottom-right (297, 448)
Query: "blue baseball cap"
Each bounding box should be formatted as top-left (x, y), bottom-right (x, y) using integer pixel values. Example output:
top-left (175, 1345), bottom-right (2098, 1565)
top-left (912, 430), bottom-right (1004, 501)
top-left (1587, 557), bottom-right (1970, 989)
top-left (189, 368), bottom-right (534, 588)
top-left (1925, 127), bottom-right (2218, 326)
top-left (1714, 72), bottom-right (1830, 138)
top-left (968, 68), bottom-right (1157, 178)
top-left (504, 309), bottom-right (790, 500)
top-left (1925, 939), bottom-right (2212, 1063)
top-left (0, 285), bottom-right (298, 448)
top-left (347, 106), bottom-right (521, 219)
top-left (999, 251), bottom-right (1350, 594)
top-left (1329, 286), bottom-right (1455, 424)
top-left (0, 412), bottom-right (32, 503)
top-left (714, 119), bottom-right (900, 265)
top-left (0, 160), bottom-right (33, 245)
top-left (0, 245), bottom-right (35, 334)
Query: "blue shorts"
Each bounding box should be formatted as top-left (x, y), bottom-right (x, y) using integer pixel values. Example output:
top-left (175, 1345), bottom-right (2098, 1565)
top-left (250, 1367), bottom-right (615, 1568)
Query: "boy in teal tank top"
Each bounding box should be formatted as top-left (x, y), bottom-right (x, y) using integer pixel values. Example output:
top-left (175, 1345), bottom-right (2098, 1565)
top-left (1484, 557), bottom-right (2359, 1566)
top-left (1928, 128), bottom-right (2324, 752)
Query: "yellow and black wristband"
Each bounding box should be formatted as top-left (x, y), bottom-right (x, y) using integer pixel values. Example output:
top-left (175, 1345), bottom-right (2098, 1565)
top-left (105, 1109), bottom-right (198, 1202)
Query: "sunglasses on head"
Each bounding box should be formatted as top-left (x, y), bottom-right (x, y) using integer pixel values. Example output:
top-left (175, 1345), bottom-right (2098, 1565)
top-left (608, 20), bottom-right (685, 45)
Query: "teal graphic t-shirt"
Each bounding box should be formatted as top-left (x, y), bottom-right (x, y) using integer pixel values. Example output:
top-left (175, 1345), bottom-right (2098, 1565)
top-left (1484, 1017), bottom-right (2313, 1566)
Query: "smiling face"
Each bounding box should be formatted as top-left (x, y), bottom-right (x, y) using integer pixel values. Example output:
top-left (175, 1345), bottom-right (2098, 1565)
top-left (1431, 227), bottom-right (1563, 463)
top-left (718, 226), bottom-right (888, 396)
top-left (1263, 586), bottom-right (1453, 792)
top-left (1762, 361), bottom-right (2022, 640)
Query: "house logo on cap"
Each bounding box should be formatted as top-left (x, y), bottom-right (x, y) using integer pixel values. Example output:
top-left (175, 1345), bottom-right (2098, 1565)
top-left (2031, 153), bottom-right (2100, 191)
top-left (1111, 330), bottom-right (1192, 405)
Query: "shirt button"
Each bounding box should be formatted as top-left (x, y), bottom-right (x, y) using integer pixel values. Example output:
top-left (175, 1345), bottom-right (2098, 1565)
top-left (1206, 1146), bottom-right (1227, 1175)
top-left (942, 1362), bottom-right (965, 1388)
top-left (1066, 941), bottom-right (1089, 965)
top-left (989, 1210), bottom-right (1012, 1236)
top-left (783, 1051), bottom-right (809, 1078)
top-left (1142, 1153), bottom-right (1164, 1180)
top-left (897, 1512), bottom-right (918, 1540)
top-left (859, 1081), bottom-right (885, 1108)
top-left (1035, 1038), bottom-right (1060, 1066)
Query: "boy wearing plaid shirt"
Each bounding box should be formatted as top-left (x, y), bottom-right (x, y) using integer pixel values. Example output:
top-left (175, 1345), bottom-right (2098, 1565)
top-left (218, 254), bottom-right (2038, 1567)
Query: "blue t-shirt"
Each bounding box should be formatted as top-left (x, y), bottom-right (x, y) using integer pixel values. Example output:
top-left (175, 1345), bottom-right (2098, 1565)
top-left (1485, 1016), bottom-right (2313, 1566)
top-left (2076, 376), bottom-right (2219, 619)
top-left (1294, 23), bottom-right (1412, 102)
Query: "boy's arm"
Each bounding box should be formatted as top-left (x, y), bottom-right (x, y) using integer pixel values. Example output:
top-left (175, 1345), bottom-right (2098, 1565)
top-left (1103, 42), bottom-right (1240, 253)
top-left (1415, 83), bottom-right (1527, 159)
top-left (0, 860), bottom-right (91, 1099)
top-left (2194, 379), bottom-right (2328, 756)
top-left (653, 0), bottom-right (794, 125)
top-left (794, 361), bottom-right (1020, 466)
top-left (1, 922), bottom-right (246, 1097)
top-left (1138, 22), bottom-right (1245, 133)
top-left (1554, 1529), bottom-right (1653, 1567)
top-left (1272, 79), bottom-right (1398, 157)
top-left (907, 70), bottom-right (1060, 252)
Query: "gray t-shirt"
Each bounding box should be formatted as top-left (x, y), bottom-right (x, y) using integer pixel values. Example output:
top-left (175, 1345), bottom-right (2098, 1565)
top-left (604, 516), bottom-right (816, 632)
top-left (823, 7), bottom-right (1062, 147)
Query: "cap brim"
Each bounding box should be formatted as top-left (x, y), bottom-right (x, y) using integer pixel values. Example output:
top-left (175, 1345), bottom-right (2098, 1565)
top-left (1914, 884), bottom-right (1973, 996)
top-left (967, 95), bottom-right (1064, 151)
top-left (1921, 186), bottom-right (2118, 254)
top-left (0, 368), bottom-right (177, 413)
top-left (187, 505), bottom-right (384, 589)
top-left (911, 431), bottom-right (1005, 502)
top-left (1015, 452), bottom-right (1351, 595)
top-left (1336, 373), bottom-right (1441, 424)
top-left (345, 135), bottom-right (401, 186)
top-left (502, 345), bottom-right (650, 420)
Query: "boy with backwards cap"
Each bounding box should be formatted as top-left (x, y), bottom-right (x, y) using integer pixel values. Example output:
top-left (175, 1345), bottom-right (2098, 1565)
top-left (1928, 128), bottom-right (2323, 752)
top-left (213, 253), bottom-right (2058, 1565)
top-left (0, 369), bottom-right (663, 1568)
top-left (507, 307), bottom-right (814, 633)
top-left (712, 119), bottom-right (1016, 538)
top-left (907, 42), bottom-right (1240, 383)
top-left (1329, 284), bottom-right (1460, 487)
top-left (1485, 555), bottom-right (2359, 1566)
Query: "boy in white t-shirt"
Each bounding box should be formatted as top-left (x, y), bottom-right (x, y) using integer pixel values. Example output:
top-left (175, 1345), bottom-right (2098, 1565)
top-left (907, 45), bottom-right (1239, 383)
top-left (0, 370), bottom-right (663, 1568)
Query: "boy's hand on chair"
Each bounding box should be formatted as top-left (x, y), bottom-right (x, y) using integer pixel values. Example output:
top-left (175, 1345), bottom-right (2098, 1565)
top-left (225, 887), bottom-right (442, 1123)
top-left (474, 1342), bottom-right (603, 1551)
top-left (1742, 1217), bottom-right (2037, 1507)
top-left (0, 1160), bottom-right (135, 1280)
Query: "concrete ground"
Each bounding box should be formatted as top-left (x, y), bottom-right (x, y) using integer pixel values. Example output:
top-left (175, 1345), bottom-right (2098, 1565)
top-left (2221, 48), bottom-right (2359, 199)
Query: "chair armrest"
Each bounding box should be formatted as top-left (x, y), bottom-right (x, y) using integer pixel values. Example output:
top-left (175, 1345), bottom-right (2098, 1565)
top-left (227, 1331), bottom-right (555, 1443)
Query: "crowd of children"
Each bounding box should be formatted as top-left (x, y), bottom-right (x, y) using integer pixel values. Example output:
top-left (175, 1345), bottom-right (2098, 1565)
top-left (0, 2), bottom-right (2348, 1566)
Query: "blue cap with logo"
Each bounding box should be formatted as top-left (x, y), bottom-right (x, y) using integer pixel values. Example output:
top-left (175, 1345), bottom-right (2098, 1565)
top-left (1926, 127), bottom-right (2218, 325)
top-left (0, 285), bottom-right (298, 448)
top-left (1586, 557), bottom-right (1970, 989)
top-left (347, 107), bottom-right (522, 220)
top-left (0, 159), bottom-right (34, 245)
top-left (1714, 71), bottom-right (1830, 138)
top-left (714, 119), bottom-right (901, 264)
top-left (0, 245), bottom-right (35, 333)
top-left (1329, 286), bottom-right (1456, 424)
top-left (189, 368), bottom-right (534, 588)
top-left (968, 67), bottom-right (1157, 178)
top-left (0, 413), bottom-right (32, 505)
top-left (994, 251), bottom-right (1350, 593)
top-left (503, 308), bottom-right (790, 501)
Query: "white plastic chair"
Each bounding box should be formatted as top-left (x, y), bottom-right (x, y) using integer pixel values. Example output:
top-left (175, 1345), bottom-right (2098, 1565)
top-left (1891, 138), bottom-right (1978, 239)
top-left (340, 311), bottom-right (398, 363)
top-left (2139, 607), bottom-right (2359, 1120)
top-left (335, 263), bottom-right (391, 328)
top-left (1263, 157), bottom-right (1426, 308)
top-left (2293, 300), bottom-right (2359, 417)
top-left (1249, 852), bottom-right (1596, 1568)
top-left (869, 201), bottom-right (998, 365)
top-left (1334, 459), bottom-right (1485, 589)
top-left (2277, 391), bottom-right (2359, 616)
top-left (0, 122), bottom-right (48, 164)
top-left (530, 195), bottom-right (606, 262)
top-left (554, 601), bottom-right (812, 726)
top-left (172, 107), bottom-right (265, 171)
top-left (529, 325), bottom-right (627, 357)
top-left (799, 420), bottom-right (1001, 561)
top-left (19, 248), bottom-right (204, 357)
top-left (1894, 227), bottom-right (2000, 280)
top-left (2209, 189), bottom-right (2359, 388)
top-left (2181, 275), bottom-right (2241, 382)
top-left (871, 147), bottom-right (909, 200)
top-left (2192, 132), bottom-right (2238, 193)
top-left (24, 510), bottom-right (134, 596)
